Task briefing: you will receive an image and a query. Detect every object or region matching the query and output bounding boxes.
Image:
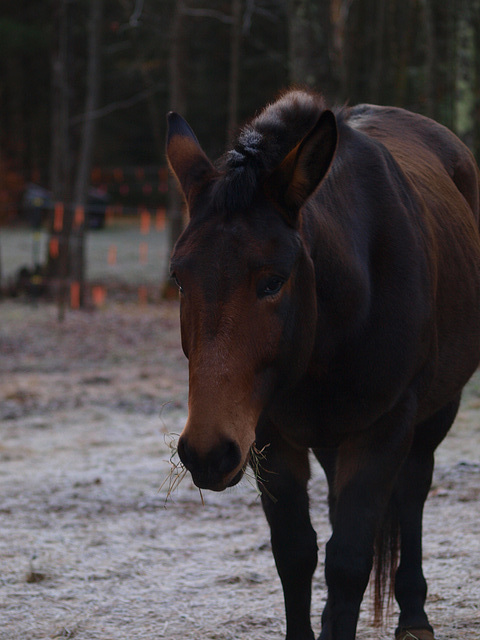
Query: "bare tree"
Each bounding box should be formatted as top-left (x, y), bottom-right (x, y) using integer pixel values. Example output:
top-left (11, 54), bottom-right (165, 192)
top-left (162, 0), bottom-right (242, 296)
top-left (50, 0), bottom-right (71, 209)
top-left (288, 0), bottom-right (316, 86)
top-left (227, 0), bottom-right (242, 144)
top-left (288, 0), bottom-right (341, 99)
top-left (473, 0), bottom-right (480, 160)
top-left (118, 0), bottom-right (164, 154)
top-left (163, 0), bottom-right (188, 298)
top-left (424, 0), bottom-right (456, 128)
top-left (49, 0), bottom-right (72, 320)
top-left (48, 0), bottom-right (104, 317)
top-left (71, 0), bottom-right (104, 307)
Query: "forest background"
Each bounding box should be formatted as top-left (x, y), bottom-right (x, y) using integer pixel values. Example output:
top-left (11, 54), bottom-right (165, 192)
top-left (1, 0), bottom-right (480, 293)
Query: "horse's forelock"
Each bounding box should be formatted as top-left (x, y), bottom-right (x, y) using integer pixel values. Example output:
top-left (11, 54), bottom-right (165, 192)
top-left (212, 90), bottom-right (327, 214)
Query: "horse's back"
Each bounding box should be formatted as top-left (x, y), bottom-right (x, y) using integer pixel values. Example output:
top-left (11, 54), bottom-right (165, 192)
top-left (347, 104), bottom-right (480, 223)
top-left (347, 104), bottom-right (480, 418)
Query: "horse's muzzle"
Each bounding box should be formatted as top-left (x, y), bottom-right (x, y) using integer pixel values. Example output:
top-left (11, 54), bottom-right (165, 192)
top-left (177, 435), bottom-right (243, 491)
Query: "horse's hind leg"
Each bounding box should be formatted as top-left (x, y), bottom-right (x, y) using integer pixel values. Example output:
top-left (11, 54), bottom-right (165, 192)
top-left (394, 396), bottom-right (461, 640)
top-left (315, 392), bottom-right (417, 640)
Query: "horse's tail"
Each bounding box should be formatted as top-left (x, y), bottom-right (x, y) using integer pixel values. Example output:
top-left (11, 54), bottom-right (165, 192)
top-left (372, 497), bottom-right (400, 627)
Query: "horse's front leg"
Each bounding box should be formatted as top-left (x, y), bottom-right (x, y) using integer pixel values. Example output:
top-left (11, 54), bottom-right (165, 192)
top-left (319, 393), bottom-right (416, 640)
top-left (255, 423), bottom-right (317, 640)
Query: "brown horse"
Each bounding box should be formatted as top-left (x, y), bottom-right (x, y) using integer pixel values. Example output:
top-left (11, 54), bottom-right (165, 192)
top-left (166, 90), bottom-right (480, 640)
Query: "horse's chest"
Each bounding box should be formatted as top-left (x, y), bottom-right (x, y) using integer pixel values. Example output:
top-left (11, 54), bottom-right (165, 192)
top-left (267, 379), bottom-right (370, 448)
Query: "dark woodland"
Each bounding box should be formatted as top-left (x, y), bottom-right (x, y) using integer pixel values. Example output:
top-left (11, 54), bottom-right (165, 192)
top-left (1, 0), bottom-right (480, 291)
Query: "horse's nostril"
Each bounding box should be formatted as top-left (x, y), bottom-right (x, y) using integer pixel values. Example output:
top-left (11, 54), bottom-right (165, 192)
top-left (177, 435), bottom-right (242, 489)
top-left (177, 436), bottom-right (196, 471)
top-left (217, 439), bottom-right (241, 476)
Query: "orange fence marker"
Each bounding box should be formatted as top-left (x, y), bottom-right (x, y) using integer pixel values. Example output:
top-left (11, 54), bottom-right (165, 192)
top-left (105, 205), bottom-right (115, 225)
top-left (74, 205), bottom-right (85, 228)
top-left (49, 237), bottom-right (59, 259)
top-left (70, 282), bottom-right (81, 309)
top-left (107, 244), bottom-right (117, 265)
top-left (139, 242), bottom-right (149, 264)
top-left (92, 285), bottom-right (106, 307)
top-left (155, 207), bottom-right (166, 231)
top-left (140, 209), bottom-right (151, 234)
top-left (53, 202), bottom-right (64, 232)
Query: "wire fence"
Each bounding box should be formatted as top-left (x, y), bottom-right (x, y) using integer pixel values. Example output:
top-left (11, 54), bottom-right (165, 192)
top-left (0, 208), bottom-right (172, 309)
top-left (0, 165), bottom-right (179, 311)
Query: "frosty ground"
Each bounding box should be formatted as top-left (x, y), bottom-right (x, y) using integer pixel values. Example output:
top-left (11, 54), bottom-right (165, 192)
top-left (0, 222), bottom-right (479, 639)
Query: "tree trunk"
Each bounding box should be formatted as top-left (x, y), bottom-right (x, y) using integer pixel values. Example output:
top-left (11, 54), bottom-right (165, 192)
top-left (50, 0), bottom-right (71, 207)
top-left (119, 0), bottom-right (163, 156)
top-left (473, 0), bottom-right (480, 160)
top-left (71, 0), bottom-right (104, 307)
top-left (369, 0), bottom-right (386, 104)
top-left (287, 0), bottom-right (343, 100)
top-left (424, 0), bottom-right (455, 128)
top-left (227, 0), bottom-right (242, 145)
top-left (330, 0), bottom-right (353, 98)
top-left (49, 0), bottom-right (72, 320)
top-left (163, 0), bottom-right (188, 298)
top-left (288, 0), bottom-right (316, 87)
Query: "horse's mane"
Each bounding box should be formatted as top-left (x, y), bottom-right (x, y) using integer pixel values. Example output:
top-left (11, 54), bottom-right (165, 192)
top-left (212, 90), bottom-right (328, 213)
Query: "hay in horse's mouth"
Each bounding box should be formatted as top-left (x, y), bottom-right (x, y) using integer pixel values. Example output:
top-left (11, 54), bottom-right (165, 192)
top-left (243, 442), bottom-right (277, 502)
top-left (160, 437), bottom-right (276, 499)
top-left (160, 434), bottom-right (207, 505)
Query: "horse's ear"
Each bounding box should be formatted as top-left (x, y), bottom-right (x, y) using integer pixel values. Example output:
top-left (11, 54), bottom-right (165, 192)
top-left (166, 112), bottom-right (217, 209)
top-left (265, 109), bottom-right (337, 226)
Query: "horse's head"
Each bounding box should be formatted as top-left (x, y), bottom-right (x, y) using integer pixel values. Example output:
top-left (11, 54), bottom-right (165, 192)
top-left (166, 104), bottom-right (337, 490)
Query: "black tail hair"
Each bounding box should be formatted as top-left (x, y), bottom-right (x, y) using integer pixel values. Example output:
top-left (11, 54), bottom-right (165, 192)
top-left (372, 497), bottom-right (400, 627)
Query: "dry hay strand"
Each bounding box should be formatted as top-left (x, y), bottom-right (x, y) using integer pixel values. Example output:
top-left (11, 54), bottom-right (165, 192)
top-left (244, 442), bottom-right (277, 503)
top-left (159, 433), bottom-right (204, 506)
top-left (160, 437), bottom-right (277, 504)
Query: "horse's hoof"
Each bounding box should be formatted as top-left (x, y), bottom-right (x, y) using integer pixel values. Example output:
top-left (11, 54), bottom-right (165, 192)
top-left (395, 629), bottom-right (435, 640)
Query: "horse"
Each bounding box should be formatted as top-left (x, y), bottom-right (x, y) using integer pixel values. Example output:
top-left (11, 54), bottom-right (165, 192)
top-left (166, 89), bottom-right (480, 640)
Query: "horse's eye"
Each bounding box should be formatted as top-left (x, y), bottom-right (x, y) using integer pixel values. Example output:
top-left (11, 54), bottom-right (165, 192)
top-left (261, 277), bottom-right (285, 298)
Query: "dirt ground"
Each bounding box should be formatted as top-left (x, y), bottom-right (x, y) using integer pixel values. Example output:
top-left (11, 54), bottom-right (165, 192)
top-left (0, 296), bottom-right (479, 640)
